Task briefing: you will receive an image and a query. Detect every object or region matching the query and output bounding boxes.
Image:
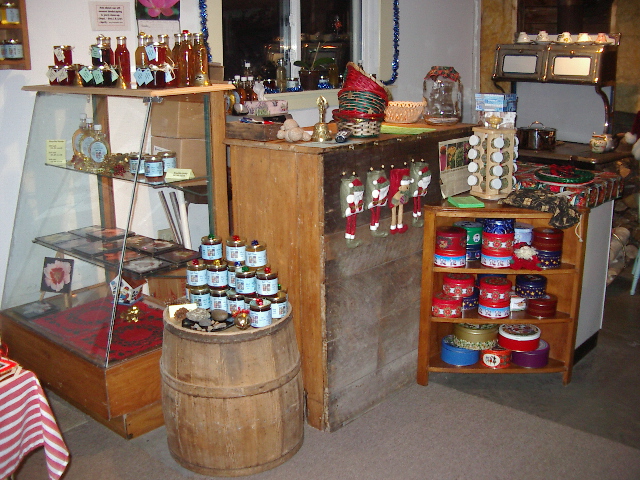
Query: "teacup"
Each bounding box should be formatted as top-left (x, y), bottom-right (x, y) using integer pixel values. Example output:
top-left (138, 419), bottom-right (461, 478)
top-left (536, 30), bottom-right (550, 42)
top-left (577, 33), bottom-right (592, 43)
top-left (590, 135), bottom-right (607, 154)
top-left (516, 32), bottom-right (531, 43)
top-left (595, 32), bottom-right (609, 44)
top-left (557, 32), bottom-right (573, 43)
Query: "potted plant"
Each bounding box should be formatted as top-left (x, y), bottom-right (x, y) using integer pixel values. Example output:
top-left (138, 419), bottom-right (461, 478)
top-left (294, 55), bottom-right (335, 91)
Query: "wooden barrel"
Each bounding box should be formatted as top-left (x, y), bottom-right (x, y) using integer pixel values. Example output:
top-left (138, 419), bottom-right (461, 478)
top-left (160, 310), bottom-right (304, 477)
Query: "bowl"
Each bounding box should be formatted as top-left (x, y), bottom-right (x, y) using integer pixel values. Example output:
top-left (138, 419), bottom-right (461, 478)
top-left (384, 101), bottom-right (425, 124)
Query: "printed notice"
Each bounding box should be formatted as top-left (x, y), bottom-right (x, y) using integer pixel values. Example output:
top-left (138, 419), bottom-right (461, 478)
top-left (46, 140), bottom-right (67, 166)
top-left (90, 2), bottom-right (130, 30)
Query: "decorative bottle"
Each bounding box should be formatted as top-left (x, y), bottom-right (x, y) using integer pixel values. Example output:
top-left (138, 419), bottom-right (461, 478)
top-left (423, 66), bottom-right (462, 125)
top-left (276, 58), bottom-right (287, 93)
top-left (178, 31), bottom-right (194, 87)
top-left (170, 33), bottom-right (181, 87)
top-left (192, 32), bottom-right (210, 86)
top-left (114, 36), bottom-right (131, 87)
top-left (88, 125), bottom-right (111, 170)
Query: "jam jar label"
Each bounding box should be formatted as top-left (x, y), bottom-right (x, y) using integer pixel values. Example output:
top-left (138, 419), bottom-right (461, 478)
top-left (211, 295), bottom-right (228, 312)
top-left (257, 278), bottom-right (278, 296)
top-left (226, 245), bottom-right (246, 262)
top-left (207, 270), bottom-right (228, 288)
top-left (271, 301), bottom-right (288, 319)
top-left (250, 308), bottom-right (272, 328)
top-left (246, 250), bottom-right (267, 268)
top-left (228, 297), bottom-right (244, 314)
top-left (187, 269), bottom-right (207, 286)
top-left (189, 292), bottom-right (211, 309)
top-left (201, 243), bottom-right (222, 260)
top-left (235, 276), bottom-right (256, 294)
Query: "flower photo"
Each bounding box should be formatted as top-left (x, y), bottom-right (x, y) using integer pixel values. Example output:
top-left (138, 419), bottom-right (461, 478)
top-left (41, 257), bottom-right (74, 294)
top-left (136, 0), bottom-right (180, 20)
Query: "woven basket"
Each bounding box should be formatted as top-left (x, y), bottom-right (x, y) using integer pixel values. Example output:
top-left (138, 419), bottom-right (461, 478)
top-left (340, 62), bottom-right (389, 101)
top-left (338, 90), bottom-right (387, 115)
top-left (385, 101), bottom-right (425, 124)
top-left (333, 110), bottom-right (382, 138)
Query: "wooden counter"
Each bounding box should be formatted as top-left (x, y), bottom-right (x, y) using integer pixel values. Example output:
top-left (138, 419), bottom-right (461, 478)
top-left (226, 124), bottom-right (473, 431)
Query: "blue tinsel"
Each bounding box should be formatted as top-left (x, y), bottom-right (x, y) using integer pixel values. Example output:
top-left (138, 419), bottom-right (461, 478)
top-left (382, 0), bottom-right (399, 86)
top-left (199, 0), bottom-right (212, 62)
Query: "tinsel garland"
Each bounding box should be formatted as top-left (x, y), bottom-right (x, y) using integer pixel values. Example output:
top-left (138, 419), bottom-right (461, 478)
top-left (382, 0), bottom-right (399, 86)
top-left (199, 0), bottom-right (211, 62)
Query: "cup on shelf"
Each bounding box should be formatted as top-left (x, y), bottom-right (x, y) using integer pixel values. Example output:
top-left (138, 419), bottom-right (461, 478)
top-left (536, 31), bottom-right (550, 42)
top-left (557, 32), bottom-right (573, 43)
top-left (577, 33), bottom-right (592, 43)
top-left (516, 32), bottom-right (531, 43)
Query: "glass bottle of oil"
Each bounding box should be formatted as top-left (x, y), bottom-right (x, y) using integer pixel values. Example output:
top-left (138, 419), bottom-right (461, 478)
top-left (192, 32), bottom-right (210, 86)
top-left (79, 118), bottom-right (96, 162)
top-left (88, 124), bottom-right (111, 171)
top-left (170, 33), bottom-right (181, 87)
top-left (178, 31), bottom-right (194, 87)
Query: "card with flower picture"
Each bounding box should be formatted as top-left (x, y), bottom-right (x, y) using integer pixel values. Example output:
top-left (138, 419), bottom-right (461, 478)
top-left (41, 257), bottom-right (74, 294)
top-left (87, 227), bottom-right (135, 242)
top-left (72, 239), bottom-right (125, 257)
top-left (123, 257), bottom-right (173, 275)
top-left (68, 225), bottom-right (104, 238)
top-left (156, 247), bottom-right (201, 264)
top-left (98, 249), bottom-right (148, 267)
top-left (131, 239), bottom-right (181, 256)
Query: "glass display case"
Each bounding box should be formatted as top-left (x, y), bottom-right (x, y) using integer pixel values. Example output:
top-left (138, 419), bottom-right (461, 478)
top-left (0, 83), bottom-right (232, 438)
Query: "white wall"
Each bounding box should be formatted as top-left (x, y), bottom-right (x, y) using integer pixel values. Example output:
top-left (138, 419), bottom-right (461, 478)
top-left (0, 0), bottom-right (478, 299)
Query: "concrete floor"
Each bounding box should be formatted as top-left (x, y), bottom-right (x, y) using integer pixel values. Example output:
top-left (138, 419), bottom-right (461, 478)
top-left (431, 264), bottom-right (640, 450)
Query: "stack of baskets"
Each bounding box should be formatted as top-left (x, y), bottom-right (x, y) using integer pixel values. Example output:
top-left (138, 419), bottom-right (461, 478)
top-left (333, 62), bottom-right (389, 138)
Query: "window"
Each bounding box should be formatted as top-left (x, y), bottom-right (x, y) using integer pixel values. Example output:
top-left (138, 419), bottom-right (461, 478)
top-left (221, 0), bottom-right (358, 84)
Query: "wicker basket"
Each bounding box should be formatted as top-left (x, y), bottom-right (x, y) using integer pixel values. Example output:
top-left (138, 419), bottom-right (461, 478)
top-left (340, 62), bottom-right (389, 101)
top-left (333, 109), bottom-right (382, 138)
top-left (385, 101), bottom-right (425, 124)
top-left (338, 90), bottom-right (388, 115)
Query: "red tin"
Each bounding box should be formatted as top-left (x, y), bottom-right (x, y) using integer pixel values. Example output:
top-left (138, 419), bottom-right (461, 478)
top-left (532, 227), bottom-right (564, 252)
top-left (435, 226), bottom-right (467, 254)
top-left (431, 292), bottom-right (463, 318)
top-left (526, 294), bottom-right (558, 318)
top-left (434, 250), bottom-right (467, 268)
top-left (479, 276), bottom-right (512, 302)
top-left (498, 324), bottom-right (541, 352)
top-left (442, 273), bottom-right (475, 297)
top-left (481, 345), bottom-right (512, 369)
top-left (481, 231), bottom-right (515, 252)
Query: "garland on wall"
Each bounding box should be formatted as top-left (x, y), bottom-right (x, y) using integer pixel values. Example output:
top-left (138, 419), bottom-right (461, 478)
top-left (382, 0), bottom-right (399, 86)
top-left (199, 0), bottom-right (211, 62)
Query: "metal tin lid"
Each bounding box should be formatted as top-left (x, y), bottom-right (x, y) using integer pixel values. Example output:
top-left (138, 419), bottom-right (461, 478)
top-left (526, 293), bottom-right (558, 308)
top-left (480, 276), bottom-right (512, 291)
top-left (515, 274), bottom-right (547, 289)
top-left (432, 292), bottom-right (463, 307)
top-left (436, 226), bottom-right (466, 238)
top-left (498, 324), bottom-right (541, 341)
top-left (532, 227), bottom-right (563, 240)
top-left (443, 273), bottom-right (475, 287)
top-left (482, 218), bottom-right (515, 234)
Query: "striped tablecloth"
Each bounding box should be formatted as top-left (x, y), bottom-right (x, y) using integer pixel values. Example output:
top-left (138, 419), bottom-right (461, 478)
top-left (0, 368), bottom-right (69, 479)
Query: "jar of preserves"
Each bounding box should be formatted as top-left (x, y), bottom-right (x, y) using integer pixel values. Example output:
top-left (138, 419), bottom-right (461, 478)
top-left (159, 150), bottom-right (177, 171)
top-left (235, 266), bottom-right (256, 295)
top-left (188, 284), bottom-right (211, 309)
top-left (250, 298), bottom-right (272, 328)
top-left (423, 66), bottom-right (462, 125)
top-left (186, 259), bottom-right (207, 286)
top-left (143, 154), bottom-right (164, 184)
top-left (210, 288), bottom-right (228, 312)
top-left (4, 38), bottom-right (23, 59)
top-left (1, 2), bottom-right (20, 24)
top-left (201, 234), bottom-right (222, 261)
top-left (226, 289), bottom-right (244, 314)
top-left (245, 239), bottom-right (267, 268)
top-left (206, 259), bottom-right (227, 289)
top-left (128, 153), bottom-right (145, 175)
top-left (265, 289), bottom-right (288, 319)
top-left (227, 261), bottom-right (243, 289)
top-left (225, 235), bottom-right (246, 262)
top-left (256, 267), bottom-right (278, 297)
top-left (53, 45), bottom-right (73, 66)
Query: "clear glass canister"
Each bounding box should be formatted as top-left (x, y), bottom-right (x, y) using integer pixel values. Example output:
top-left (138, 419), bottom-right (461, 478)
top-left (423, 66), bottom-right (462, 125)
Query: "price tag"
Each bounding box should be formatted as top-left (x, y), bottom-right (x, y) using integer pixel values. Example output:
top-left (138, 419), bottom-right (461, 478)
top-left (79, 67), bottom-right (93, 83)
top-left (164, 168), bottom-right (195, 182)
top-left (165, 68), bottom-right (174, 83)
top-left (54, 48), bottom-right (65, 62)
top-left (110, 68), bottom-right (120, 82)
top-left (93, 69), bottom-right (104, 85)
top-left (55, 68), bottom-right (69, 83)
top-left (91, 45), bottom-right (101, 58)
top-left (134, 68), bottom-right (153, 86)
top-left (145, 44), bottom-right (156, 62)
top-left (46, 140), bottom-right (67, 166)
top-left (46, 67), bottom-right (58, 83)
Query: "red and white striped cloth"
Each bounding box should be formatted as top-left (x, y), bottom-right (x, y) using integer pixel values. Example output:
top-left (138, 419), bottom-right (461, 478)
top-left (0, 368), bottom-right (69, 479)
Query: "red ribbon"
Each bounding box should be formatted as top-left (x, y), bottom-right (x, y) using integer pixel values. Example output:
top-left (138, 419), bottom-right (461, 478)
top-left (548, 164), bottom-right (575, 178)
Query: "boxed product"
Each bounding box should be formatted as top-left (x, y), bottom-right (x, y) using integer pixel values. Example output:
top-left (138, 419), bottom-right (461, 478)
top-left (208, 62), bottom-right (224, 81)
top-left (151, 136), bottom-right (206, 178)
top-left (243, 100), bottom-right (289, 116)
top-left (151, 96), bottom-right (206, 138)
top-left (475, 93), bottom-right (517, 112)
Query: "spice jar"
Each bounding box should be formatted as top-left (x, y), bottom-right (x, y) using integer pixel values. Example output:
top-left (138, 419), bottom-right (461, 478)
top-left (423, 66), bottom-right (462, 125)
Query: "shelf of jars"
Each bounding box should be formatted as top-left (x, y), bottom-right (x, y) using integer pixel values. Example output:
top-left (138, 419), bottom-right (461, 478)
top-left (0, 0), bottom-right (30, 70)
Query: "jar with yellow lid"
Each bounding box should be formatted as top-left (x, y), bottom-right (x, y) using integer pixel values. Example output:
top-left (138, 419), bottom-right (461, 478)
top-left (206, 259), bottom-right (227, 289)
top-left (226, 235), bottom-right (246, 263)
top-left (256, 267), bottom-right (278, 296)
top-left (250, 298), bottom-right (272, 328)
top-left (201, 234), bottom-right (222, 261)
top-left (246, 239), bottom-right (268, 268)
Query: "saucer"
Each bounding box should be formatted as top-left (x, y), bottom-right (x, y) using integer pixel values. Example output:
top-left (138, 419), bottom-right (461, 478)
top-left (534, 40), bottom-right (551, 45)
top-left (576, 41), bottom-right (594, 45)
top-left (516, 40), bottom-right (534, 44)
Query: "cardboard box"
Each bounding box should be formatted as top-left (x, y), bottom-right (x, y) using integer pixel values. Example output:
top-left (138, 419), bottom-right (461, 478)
top-left (151, 136), bottom-right (207, 178)
top-left (243, 100), bottom-right (288, 116)
top-left (151, 97), bottom-right (206, 138)
top-left (226, 121), bottom-right (282, 141)
top-left (208, 63), bottom-right (224, 82)
top-left (475, 93), bottom-right (517, 112)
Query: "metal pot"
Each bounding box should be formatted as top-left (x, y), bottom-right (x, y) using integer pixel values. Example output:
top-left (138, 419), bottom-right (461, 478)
top-left (516, 121), bottom-right (556, 150)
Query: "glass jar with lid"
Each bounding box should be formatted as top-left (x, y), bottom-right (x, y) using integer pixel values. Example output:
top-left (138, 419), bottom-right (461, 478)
top-left (423, 66), bottom-right (462, 125)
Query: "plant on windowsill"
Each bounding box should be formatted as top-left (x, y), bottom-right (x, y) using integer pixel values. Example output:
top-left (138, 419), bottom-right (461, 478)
top-left (294, 55), bottom-right (336, 91)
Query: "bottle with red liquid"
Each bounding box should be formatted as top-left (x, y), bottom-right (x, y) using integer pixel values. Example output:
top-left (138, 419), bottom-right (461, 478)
top-left (169, 33), bottom-right (181, 88)
top-left (149, 41), bottom-right (166, 88)
top-left (114, 36), bottom-right (131, 87)
top-left (178, 31), bottom-right (194, 87)
top-left (157, 34), bottom-right (175, 87)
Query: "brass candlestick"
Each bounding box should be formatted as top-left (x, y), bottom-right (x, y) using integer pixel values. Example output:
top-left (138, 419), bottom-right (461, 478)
top-left (312, 96), bottom-right (333, 142)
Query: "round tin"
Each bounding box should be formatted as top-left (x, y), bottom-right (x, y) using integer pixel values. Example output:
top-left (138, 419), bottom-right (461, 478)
top-left (478, 301), bottom-right (510, 319)
top-left (249, 298), bottom-right (272, 328)
top-left (256, 267), bottom-right (278, 296)
top-left (245, 240), bottom-right (268, 268)
top-left (186, 260), bottom-right (207, 286)
top-left (526, 294), bottom-right (558, 318)
top-left (476, 273), bottom-right (507, 285)
top-left (201, 235), bottom-right (223, 261)
top-left (435, 226), bottom-right (467, 254)
top-left (206, 260), bottom-right (228, 289)
top-left (462, 287), bottom-right (480, 310)
top-left (514, 222), bottom-right (534, 245)
top-left (226, 289), bottom-right (245, 314)
top-left (479, 276), bottom-right (512, 301)
top-left (453, 220), bottom-right (483, 246)
top-left (537, 250), bottom-right (562, 269)
top-left (532, 227), bottom-right (564, 252)
top-left (481, 345), bottom-right (512, 369)
top-left (434, 251), bottom-right (467, 268)
top-left (498, 324), bottom-right (541, 351)
top-left (482, 218), bottom-right (515, 234)
top-left (480, 252), bottom-right (512, 269)
top-left (452, 323), bottom-right (499, 350)
top-left (442, 273), bottom-right (475, 297)
top-left (431, 292), bottom-right (463, 317)
top-left (466, 244), bottom-right (481, 261)
top-left (225, 236), bottom-right (247, 262)
top-left (209, 288), bottom-right (228, 312)
top-left (440, 335), bottom-right (480, 366)
top-left (482, 231), bottom-right (515, 252)
top-left (511, 339), bottom-right (549, 368)
top-left (235, 267), bottom-right (256, 294)
top-left (515, 274), bottom-right (547, 299)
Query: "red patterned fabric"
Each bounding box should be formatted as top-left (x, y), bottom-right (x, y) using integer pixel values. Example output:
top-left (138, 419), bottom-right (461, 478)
top-left (0, 369), bottom-right (70, 479)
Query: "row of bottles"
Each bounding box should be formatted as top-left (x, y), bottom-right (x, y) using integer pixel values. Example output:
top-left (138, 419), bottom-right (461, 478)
top-left (71, 114), bottom-right (111, 171)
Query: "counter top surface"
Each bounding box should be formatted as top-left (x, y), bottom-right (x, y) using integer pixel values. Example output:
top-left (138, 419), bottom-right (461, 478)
top-left (518, 141), bottom-right (633, 165)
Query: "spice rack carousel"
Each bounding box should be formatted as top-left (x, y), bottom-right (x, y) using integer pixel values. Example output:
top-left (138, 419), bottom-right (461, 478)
top-left (417, 200), bottom-right (588, 386)
top-left (0, 84), bottom-right (233, 438)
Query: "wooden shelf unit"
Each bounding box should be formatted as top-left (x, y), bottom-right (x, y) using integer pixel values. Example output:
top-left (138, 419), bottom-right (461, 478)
top-left (417, 200), bottom-right (588, 386)
top-left (0, 0), bottom-right (30, 70)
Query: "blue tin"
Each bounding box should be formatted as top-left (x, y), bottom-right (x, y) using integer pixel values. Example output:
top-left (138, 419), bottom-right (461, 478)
top-left (514, 222), bottom-right (534, 245)
top-left (481, 218), bottom-right (515, 234)
top-left (441, 335), bottom-right (480, 366)
top-left (466, 244), bottom-right (481, 261)
top-left (462, 287), bottom-right (480, 310)
top-left (515, 274), bottom-right (547, 298)
top-left (476, 273), bottom-right (507, 285)
top-left (537, 250), bottom-right (561, 269)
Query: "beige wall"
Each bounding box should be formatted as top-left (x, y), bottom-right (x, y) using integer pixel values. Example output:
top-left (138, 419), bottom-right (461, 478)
top-left (479, 0), bottom-right (639, 113)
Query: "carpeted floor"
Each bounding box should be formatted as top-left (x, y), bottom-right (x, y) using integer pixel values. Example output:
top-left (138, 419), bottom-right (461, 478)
top-left (11, 268), bottom-right (640, 480)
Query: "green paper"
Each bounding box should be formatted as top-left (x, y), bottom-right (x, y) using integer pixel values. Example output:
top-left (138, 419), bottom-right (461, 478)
top-left (380, 125), bottom-right (437, 135)
top-left (447, 196), bottom-right (485, 208)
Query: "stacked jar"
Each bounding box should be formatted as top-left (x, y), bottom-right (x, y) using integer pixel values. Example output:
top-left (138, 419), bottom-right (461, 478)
top-left (442, 272), bottom-right (478, 311)
top-left (453, 220), bottom-right (483, 262)
top-left (186, 259), bottom-right (210, 309)
top-left (532, 226), bottom-right (563, 269)
top-left (48, 45), bottom-right (75, 86)
top-left (434, 226), bottom-right (467, 267)
top-left (514, 222), bottom-right (534, 245)
top-left (478, 276), bottom-right (512, 319)
top-left (480, 218), bottom-right (515, 269)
